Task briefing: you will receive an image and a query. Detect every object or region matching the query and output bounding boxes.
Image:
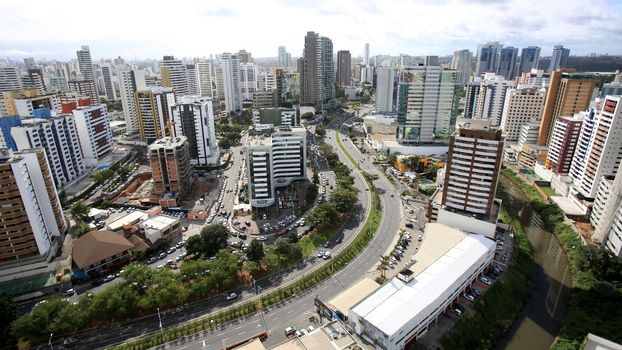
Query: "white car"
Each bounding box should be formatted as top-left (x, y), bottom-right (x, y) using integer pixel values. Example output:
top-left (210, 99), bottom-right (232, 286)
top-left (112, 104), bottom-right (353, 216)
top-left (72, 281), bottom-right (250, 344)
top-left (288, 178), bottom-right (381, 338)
top-left (480, 276), bottom-right (492, 285)
top-left (226, 292), bottom-right (237, 301)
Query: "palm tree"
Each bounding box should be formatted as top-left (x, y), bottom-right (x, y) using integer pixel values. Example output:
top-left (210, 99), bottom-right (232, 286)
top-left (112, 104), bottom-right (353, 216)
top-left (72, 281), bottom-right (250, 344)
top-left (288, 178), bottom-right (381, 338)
top-left (378, 255), bottom-right (391, 280)
top-left (70, 203), bottom-right (89, 223)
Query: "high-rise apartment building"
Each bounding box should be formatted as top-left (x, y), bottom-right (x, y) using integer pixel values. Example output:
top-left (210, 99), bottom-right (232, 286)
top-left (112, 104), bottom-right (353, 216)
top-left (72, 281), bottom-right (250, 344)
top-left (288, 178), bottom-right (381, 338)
top-left (496, 47), bottom-right (518, 80)
top-left (451, 49), bottom-right (473, 85)
top-left (100, 64), bottom-right (116, 100)
top-left (135, 87), bottom-right (176, 144)
top-left (237, 49), bottom-right (253, 64)
top-left (160, 56), bottom-right (188, 97)
top-left (148, 137), bottom-right (192, 199)
top-left (68, 79), bottom-right (98, 103)
top-left (196, 60), bottom-right (212, 97)
top-left (278, 46), bottom-right (291, 67)
top-left (11, 115), bottom-right (86, 188)
top-left (517, 69), bottom-right (550, 88)
top-left (71, 103), bottom-right (113, 166)
top-left (463, 79), bottom-right (481, 118)
top-left (517, 46), bottom-right (541, 75)
top-left (396, 65), bottom-right (458, 143)
top-left (442, 126), bottom-right (504, 218)
top-left (517, 123), bottom-right (540, 147)
top-left (27, 68), bottom-right (46, 95)
top-left (499, 87), bottom-right (546, 142)
top-left (364, 43), bottom-right (370, 66)
top-left (76, 45), bottom-right (94, 81)
top-left (546, 114), bottom-right (584, 175)
top-left (240, 62), bottom-right (258, 100)
top-left (0, 67), bottom-right (22, 93)
top-left (336, 50), bottom-right (352, 86)
top-left (475, 42), bottom-right (502, 76)
top-left (600, 81), bottom-right (622, 98)
top-left (549, 45), bottom-right (570, 72)
top-left (569, 97), bottom-right (622, 199)
top-left (171, 96), bottom-right (219, 165)
top-left (590, 168), bottom-right (622, 257)
top-left (245, 126), bottom-right (306, 207)
top-left (537, 70), bottom-right (596, 145)
top-left (473, 73), bottom-right (514, 126)
top-left (375, 67), bottom-right (394, 113)
top-left (185, 64), bottom-right (199, 96)
top-left (117, 64), bottom-right (147, 135)
top-left (221, 53), bottom-right (242, 112)
top-left (0, 149), bottom-right (65, 263)
top-left (299, 31), bottom-right (334, 109)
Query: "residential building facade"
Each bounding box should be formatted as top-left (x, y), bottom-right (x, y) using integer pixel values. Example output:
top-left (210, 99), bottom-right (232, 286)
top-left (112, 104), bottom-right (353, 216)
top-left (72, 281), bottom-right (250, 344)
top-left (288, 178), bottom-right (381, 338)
top-left (376, 67), bottom-right (394, 113)
top-left (546, 114), bottom-right (584, 174)
top-left (499, 87), bottom-right (545, 142)
top-left (148, 136), bottom-right (192, 199)
top-left (171, 96), bottom-right (220, 165)
top-left (135, 87), bottom-right (176, 144)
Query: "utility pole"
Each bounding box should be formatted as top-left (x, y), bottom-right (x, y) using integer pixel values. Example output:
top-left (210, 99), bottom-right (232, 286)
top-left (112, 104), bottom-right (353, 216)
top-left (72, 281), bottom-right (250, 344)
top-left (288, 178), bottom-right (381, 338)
top-left (49, 333), bottom-right (53, 350)
top-left (157, 307), bottom-right (164, 339)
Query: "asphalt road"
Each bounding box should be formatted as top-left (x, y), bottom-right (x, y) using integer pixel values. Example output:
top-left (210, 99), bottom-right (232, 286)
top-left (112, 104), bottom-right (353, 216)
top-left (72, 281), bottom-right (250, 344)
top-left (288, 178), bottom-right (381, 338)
top-left (49, 110), bottom-right (402, 349)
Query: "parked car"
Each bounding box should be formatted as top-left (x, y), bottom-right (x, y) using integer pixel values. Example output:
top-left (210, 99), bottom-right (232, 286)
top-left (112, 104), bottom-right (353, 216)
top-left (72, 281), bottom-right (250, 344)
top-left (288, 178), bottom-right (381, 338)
top-left (285, 326), bottom-right (296, 338)
top-left (226, 292), bottom-right (237, 301)
top-left (257, 235), bottom-right (267, 241)
top-left (464, 293), bottom-right (476, 302)
top-left (62, 289), bottom-right (75, 297)
top-left (147, 256), bottom-right (157, 264)
top-left (480, 276), bottom-right (492, 285)
top-left (405, 223), bottom-right (414, 229)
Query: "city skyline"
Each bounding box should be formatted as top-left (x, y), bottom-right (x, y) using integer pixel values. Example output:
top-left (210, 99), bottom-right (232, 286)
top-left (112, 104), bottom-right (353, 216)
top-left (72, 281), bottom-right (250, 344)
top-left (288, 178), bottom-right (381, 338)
top-left (1, 0), bottom-right (621, 60)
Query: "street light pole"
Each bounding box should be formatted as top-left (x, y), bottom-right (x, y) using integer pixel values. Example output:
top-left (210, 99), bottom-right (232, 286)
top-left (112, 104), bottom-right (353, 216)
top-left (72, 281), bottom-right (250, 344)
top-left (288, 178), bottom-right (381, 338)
top-left (157, 307), bottom-right (164, 339)
top-left (49, 333), bottom-right (53, 350)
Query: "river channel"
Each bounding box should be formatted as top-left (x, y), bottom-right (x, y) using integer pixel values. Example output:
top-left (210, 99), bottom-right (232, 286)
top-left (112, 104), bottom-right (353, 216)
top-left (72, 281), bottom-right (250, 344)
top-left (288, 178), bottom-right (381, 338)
top-left (495, 176), bottom-right (572, 350)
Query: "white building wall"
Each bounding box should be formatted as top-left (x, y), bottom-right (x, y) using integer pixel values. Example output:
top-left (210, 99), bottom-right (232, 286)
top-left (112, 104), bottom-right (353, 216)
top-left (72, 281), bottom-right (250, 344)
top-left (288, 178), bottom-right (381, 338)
top-left (222, 53), bottom-right (242, 112)
top-left (499, 87), bottom-right (545, 142)
top-left (376, 67), bottom-right (394, 113)
top-left (72, 104), bottom-right (113, 166)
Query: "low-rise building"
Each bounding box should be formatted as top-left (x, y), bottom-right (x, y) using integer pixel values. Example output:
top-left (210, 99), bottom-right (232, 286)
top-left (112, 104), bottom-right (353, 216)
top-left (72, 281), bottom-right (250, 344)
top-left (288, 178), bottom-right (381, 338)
top-left (139, 215), bottom-right (181, 243)
top-left (252, 108), bottom-right (297, 127)
top-left (72, 230), bottom-right (134, 277)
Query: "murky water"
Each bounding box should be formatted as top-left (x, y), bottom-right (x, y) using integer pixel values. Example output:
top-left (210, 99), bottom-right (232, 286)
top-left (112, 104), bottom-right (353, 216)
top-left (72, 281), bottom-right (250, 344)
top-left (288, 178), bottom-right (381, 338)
top-left (495, 177), bottom-right (572, 350)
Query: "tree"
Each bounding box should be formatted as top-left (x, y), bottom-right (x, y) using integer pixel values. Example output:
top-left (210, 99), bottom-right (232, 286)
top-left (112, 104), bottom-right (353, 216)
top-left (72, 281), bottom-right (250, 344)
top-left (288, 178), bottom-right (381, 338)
top-left (312, 172), bottom-right (320, 186)
top-left (288, 232), bottom-right (299, 243)
top-left (378, 255), bottom-right (390, 280)
top-left (301, 112), bottom-right (314, 120)
top-left (219, 138), bottom-right (232, 149)
top-left (200, 224), bottom-right (230, 257)
top-left (387, 152), bottom-right (399, 165)
top-left (361, 95), bottom-right (371, 103)
top-left (331, 187), bottom-right (358, 213)
top-left (402, 156), bottom-right (420, 171)
top-left (247, 239), bottom-right (264, 262)
top-left (185, 234), bottom-right (206, 257)
top-left (70, 202), bottom-right (89, 223)
top-left (0, 293), bottom-right (17, 348)
top-left (315, 124), bottom-right (326, 137)
top-left (308, 203), bottom-right (340, 230)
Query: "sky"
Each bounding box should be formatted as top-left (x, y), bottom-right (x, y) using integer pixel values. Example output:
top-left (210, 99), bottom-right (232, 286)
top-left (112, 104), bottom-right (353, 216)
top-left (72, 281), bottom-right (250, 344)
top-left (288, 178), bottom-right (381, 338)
top-left (0, 0), bottom-right (621, 60)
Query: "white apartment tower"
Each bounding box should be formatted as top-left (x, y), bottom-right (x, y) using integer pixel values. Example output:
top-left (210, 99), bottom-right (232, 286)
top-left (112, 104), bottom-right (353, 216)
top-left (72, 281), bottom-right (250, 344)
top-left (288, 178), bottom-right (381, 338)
top-left (569, 97), bottom-right (622, 199)
top-left (376, 67), bottom-right (394, 113)
top-left (474, 73), bottom-right (514, 126)
top-left (246, 126), bottom-right (306, 207)
top-left (72, 104), bottom-right (114, 166)
top-left (451, 49), bottom-right (473, 85)
top-left (221, 53), bottom-right (242, 112)
top-left (160, 56), bottom-right (189, 97)
top-left (0, 67), bottom-right (22, 92)
top-left (240, 62), bottom-right (258, 100)
top-left (499, 87), bottom-right (546, 142)
top-left (76, 45), bottom-right (94, 81)
top-left (117, 64), bottom-right (147, 135)
top-left (171, 96), bottom-right (220, 165)
top-left (11, 116), bottom-right (86, 188)
top-left (196, 60), bottom-right (213, 97)
top-left (185, 64), bottom-right (199, 96)
top-left (590, 169), bottom-right (622, 257)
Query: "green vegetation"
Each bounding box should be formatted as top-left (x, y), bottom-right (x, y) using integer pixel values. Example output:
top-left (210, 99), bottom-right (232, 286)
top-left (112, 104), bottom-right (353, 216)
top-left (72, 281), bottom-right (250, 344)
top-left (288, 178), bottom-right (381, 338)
top-left (441, 181), bottom-right (534, 349)
top-left (539, 186), bottom-right (557, 197)
top-left (315, 124), bottom-right (326, 137)
top-left (69, 202), bottom-right (89, 223)
top-left (100, 98), bottom-right (123, 112)
top-left (334, 132), bottom-right (356, 166)
top-left (246, 239), bottom-right (264, 262)
top-left (0, 293), bottom-right (17, 349)
top-left (500, 167), bottom-right (622, 348)
top-left (185, 224), bottom-right (229, 257)
top-left (301, 112), bottom-right (314, 120)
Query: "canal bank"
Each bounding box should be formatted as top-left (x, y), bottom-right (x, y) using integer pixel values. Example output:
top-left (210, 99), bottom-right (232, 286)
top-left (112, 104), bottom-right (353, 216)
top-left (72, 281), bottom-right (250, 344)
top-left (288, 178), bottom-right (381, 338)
top-left (495, 175), bottom-right (572, 350)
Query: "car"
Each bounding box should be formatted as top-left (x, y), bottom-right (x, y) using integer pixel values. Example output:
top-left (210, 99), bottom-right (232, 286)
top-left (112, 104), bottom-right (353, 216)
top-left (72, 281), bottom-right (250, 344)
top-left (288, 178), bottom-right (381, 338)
top-left (90, 279), bottom-right (103, 287)
top-left (307, 325), bottom-right (315, 333)
top-left (158, 252), bottom-right (166, 259)
top-left (464, 293), bottom-right (476, 302)
top-left (317, 251), bottom-right (325, 259)
top-left (102, 274), bottom-right (116, 283)
top-left (167, 247), bottom-right (177, 254)
top-left (470, 288), bottom-right (481, 296)
top-left (323, 242), bottom-right (330, 248)
top-left (226, 292), bottom-right (237, 301)
top-left (245, 221), bottom-right (251, 226)
top-left (147, 256), bottom-right (157, 264)
top-left (323, 252), bottom-right (332, 260)
top-left (295, 330), bottom-right (303, 337)
top-left (405, 223), bottom-right (414, 229)
top-left (63, 337), bottom-right (78, 346)
top-left (176, 240), bottom-right (185, 249)
top-left (452, 307), bottom-right (463, 317)
top-left (390, 193), bottom-right (395, 197)
top-left (239, 233), bottom-right (247, 240)
top-left (480, 276), bottom-right (492, 285)
top-left (285, 327), bottom-right (296, 338)
top-left (62, 288), bottom-right (75, 297)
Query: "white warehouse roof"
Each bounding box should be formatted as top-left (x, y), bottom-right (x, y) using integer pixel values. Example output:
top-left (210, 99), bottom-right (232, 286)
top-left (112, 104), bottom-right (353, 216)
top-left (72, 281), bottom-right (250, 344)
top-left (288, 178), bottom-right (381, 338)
top-left (350, 225), bottom-right (494, 337)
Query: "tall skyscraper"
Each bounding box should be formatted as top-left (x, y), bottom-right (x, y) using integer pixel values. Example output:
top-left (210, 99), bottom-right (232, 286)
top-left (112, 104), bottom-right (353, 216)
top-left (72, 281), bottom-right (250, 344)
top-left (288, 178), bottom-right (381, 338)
top-left (100, 64), bottom-right (116, 100)
top-left (0, 149), bottom-right (66, 262)
top-left (499, 87), bottom-right (546, 142)
top-left (549, 45), bottom-right (570, 72)
top-left (336, 50), bottom-right (352, 86)
top-left (375, 67), bottom-right (394, 113)
top-left (299, 31), bottom-right (335, 109)
top-left (546, 113), bottom-right (584, 175)
top-left (171, 96), bottom-right (220, 165)
top-left (278, 46), bottom-right (290, 67)
top-left (396, 65), bottom-right (459, 143)
top-left (451, 49), bottom-right (473, 84)
top-left (160, 56), bottom-right (188, 96)
top-left (240, 62), bottom-right (258, 100)
top-left (463, 79), bottom-right (481, 118)
top-left (0, 67), bottom-right (22, 93)
top-left (221, 53), bottom-right (242, 112)
top-left (496, 47), bottom-right (518, 80)
top-left (364, 43), bottom-right (370, 66)
top-left (11, 115), bottom-right (86, 188)
top-left (569, 97), bottom-right (622, 199)
top-left (76, 45), bottom-right (94, 81)
top-left (117, 65), bottom-right (147, 135)
top-left (148, 136), bottom-right (192, 199)
top-left (71, 103), bottom-right (114, 166)
top-left (442, 125), bottom-right (504, 218)
top-left (473, 73), bottom-right (514, 126)
top-left (475, 42), bottom-right (503, 76)
top-left (517, 46), bottom-right (541, 75)
top-left (214, 66), bottom-right (225, 100)
top-left (185, 64), bottom-right (199, 95)
top-left (196, 60), bottom-right (213, 97)
top-left (135, 87), bottom-right (176, 143)
top-left (537, 70), bottom-right (596, 145)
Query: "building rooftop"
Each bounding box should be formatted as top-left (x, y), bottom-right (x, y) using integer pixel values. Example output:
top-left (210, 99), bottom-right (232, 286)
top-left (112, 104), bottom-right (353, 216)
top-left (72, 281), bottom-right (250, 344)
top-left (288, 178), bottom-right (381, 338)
top-left (148, 136), bottom-right (188, 150)
top-left (328, 277), bottom-right (380, 314)
top-left (106, 211), bottom-right (148, 231)
top-left (72, 230), bottom-right (134, 269)
top-left (350, 224), bottom-right (494, 336)
top-left (141, 215), bottom-right (178, 230)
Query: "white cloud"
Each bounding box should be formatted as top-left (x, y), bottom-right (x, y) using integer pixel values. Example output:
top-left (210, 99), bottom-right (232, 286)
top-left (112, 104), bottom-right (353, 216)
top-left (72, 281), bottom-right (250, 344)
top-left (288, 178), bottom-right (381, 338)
top-left (0, 0), bottom-right (619, 59)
